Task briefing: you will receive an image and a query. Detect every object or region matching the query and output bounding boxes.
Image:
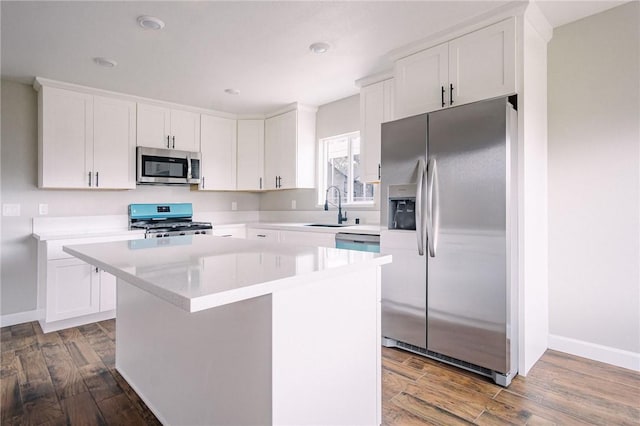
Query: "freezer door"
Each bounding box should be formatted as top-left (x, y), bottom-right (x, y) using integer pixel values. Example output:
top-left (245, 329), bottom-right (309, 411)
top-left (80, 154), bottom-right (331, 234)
top-left (426, 97), bottom-right (511, 373)
top-left (380, 230), bottom-right (427, 348)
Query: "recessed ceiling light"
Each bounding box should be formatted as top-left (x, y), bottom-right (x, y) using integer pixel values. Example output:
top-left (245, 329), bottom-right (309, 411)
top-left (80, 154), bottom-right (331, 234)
top-left (93, 57), bottom-right (118, 68)
top-left (309, 42), bottom-right (330, 54)
top-left (224, 88), bottom-right (240, 95)
top-left (137, 15), bottom-right (165, 30)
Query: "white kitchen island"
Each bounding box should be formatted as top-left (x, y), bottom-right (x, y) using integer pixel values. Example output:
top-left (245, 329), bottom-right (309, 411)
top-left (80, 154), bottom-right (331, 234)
top-left (64, 235), bottom-right (391, 426)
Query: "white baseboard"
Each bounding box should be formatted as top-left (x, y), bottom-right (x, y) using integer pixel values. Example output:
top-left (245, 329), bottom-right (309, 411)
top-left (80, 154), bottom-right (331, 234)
top-left (0, 309), bottom-right (42, 328)
top-left (548, 334), bottom-right (640, 372)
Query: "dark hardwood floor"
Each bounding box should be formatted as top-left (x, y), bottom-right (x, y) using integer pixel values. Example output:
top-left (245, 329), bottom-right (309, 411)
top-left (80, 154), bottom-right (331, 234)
top-left (2, 320), bottom-right (639, 425)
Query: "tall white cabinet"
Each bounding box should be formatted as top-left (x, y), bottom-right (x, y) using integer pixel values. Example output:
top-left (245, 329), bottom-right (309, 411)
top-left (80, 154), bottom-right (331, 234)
top-left (360, 79), bottom-right (394, 183)
top-left (264, 106), bottom-right (316, 190)
top-left (37, 83), bottom-right (136, 189)
top-left (394, 18), bottom-right (516, 119)
top-left (237, 120), bottom-right (265, 191)
top-left (199, 114), bottom-right (237, 190)
top-left (137, 102), bottom-right (200, 151)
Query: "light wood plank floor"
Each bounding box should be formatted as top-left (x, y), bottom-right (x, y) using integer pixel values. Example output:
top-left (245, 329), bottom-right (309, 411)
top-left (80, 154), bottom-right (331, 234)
top-left (2, 320), bottom-right (639, 425)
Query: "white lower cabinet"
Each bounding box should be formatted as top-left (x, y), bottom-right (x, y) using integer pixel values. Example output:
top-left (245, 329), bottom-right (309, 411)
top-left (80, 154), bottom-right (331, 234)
top-left (37, 233), bottom-right (144, 332)
top-left (45, 259), bottom-right (117, 324)
top-left (46, 258), bottom-right (99, 322)
top-left (279, 230), bottom-right (335, 247)
top-left (247, 228), bottom-right (280, 241)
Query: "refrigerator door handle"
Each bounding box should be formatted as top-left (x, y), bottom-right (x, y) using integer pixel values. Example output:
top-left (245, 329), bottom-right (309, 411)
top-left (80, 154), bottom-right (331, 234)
top-left (416, 159), bottom-right (426, 256)
top-left (426, 158), bottom-right (438, 257)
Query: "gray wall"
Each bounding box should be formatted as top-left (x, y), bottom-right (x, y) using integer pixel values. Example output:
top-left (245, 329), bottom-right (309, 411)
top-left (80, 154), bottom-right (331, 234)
top-left (548, 2), bottom-right (640, 353)
top-left (0, 80), bottom-right (261, 315)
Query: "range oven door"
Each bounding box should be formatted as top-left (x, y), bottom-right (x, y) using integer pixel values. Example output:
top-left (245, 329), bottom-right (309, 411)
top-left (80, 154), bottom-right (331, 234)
top-left (137, 147), bottom-right (200, 184)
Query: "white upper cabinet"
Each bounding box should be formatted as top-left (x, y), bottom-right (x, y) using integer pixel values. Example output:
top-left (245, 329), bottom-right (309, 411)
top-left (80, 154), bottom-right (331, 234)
top-left (137, 103), bottom-right (200, 151)
top-left (448, 19), bottom-right (516, 106)
top-left (93, 95), bottom-right (136, 189)
top-left (38, 85), bottom-right (135, 189)
top-left (264, 106), bottom-right (316, 190)
top-left (39, 86), bottom-right (93, 188)
top-left (237, 119), bottom-right (265, 191)
top-left (360, 79), bottom-right (395, 183)
top-left (199, 114), bottom-right (237, 191)
top-left (394, 18), bottom-right (515, 118)
top-left (395, 43), bottom-right (448, 119)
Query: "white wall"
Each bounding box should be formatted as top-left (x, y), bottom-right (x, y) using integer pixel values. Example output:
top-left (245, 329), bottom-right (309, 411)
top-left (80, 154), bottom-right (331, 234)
top-left (0, 80), bottom-right (261, 316)
top-left (547, 2), bottom-right (640, 370)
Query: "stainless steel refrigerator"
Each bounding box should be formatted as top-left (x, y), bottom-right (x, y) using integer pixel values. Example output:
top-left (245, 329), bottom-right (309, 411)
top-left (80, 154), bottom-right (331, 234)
top-left (380, 96), bottom-right (518, 386)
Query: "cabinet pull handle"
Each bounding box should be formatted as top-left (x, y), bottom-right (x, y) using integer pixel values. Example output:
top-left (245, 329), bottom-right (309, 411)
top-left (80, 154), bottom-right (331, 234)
top-left (450, 83), bottom-right (454, 105)
top-left (259, 177), bottom-right (262, 189)
top-left (167, 135), bottom-right (170, 148)
top-left (96, 171), bottom-right (99, 187)
top-left (172, 136), bottom-right (176, 149)
top-left (95, 266), bottom-right (99, 273)
top-left (257, 234), bottom-right (266, 238)
top-left (275, 176), bottom-right (278, 188)
top-left (202, 176), bottom-right (205, 189)
top-left (88, 171), bottom-right (92, 187)
top-left (378, 164), bottom-right (381, 179)
top-left (278, 176), bottom-right (282, 188)
top-left (441, 86), bottom-right (445, 108)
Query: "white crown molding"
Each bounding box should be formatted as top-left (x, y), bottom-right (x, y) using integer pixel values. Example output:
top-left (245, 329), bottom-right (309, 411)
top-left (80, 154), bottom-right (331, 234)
top-left (525, 1), bottom-right (554, 42)
top-left (264, 102), bottom-right (318, 119)
top-left (355, 70), bottom-right (394, 89)
top-left (386, 1), bottom-right (528, 62)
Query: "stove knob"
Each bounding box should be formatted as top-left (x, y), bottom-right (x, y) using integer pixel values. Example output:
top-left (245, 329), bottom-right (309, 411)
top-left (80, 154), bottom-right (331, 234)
top-left (156, 234), bottom-right (163, 238)
top-left (163, 233), bottom-right (170, 237)
top-left (195, 231), bottom-right (201, 235)
top-left (179, 232), bottom-right (186, 236)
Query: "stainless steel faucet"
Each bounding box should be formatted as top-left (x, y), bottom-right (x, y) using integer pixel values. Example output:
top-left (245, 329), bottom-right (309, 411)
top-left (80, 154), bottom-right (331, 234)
top-left (324, 185), bottom-right (347, 224)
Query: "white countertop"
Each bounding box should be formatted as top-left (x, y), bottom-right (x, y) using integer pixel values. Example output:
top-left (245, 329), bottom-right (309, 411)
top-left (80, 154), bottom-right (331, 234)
top-left (32, 228), bottom-right (146, 241)
top-left (64, 235), bottom-right (391, 313)
top-left (247, 222), bottom-right (382, 235)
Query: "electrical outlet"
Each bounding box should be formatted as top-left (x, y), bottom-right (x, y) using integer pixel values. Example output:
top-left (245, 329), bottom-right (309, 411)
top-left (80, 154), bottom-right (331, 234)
top-left (2, 203), bottom-right (21, 217)
top-left (39, 204), bottom-right (49, 215)
top-left (291, 200), bottom-right (297, 210)
top-left (231, 201), bottom-right (237, 211)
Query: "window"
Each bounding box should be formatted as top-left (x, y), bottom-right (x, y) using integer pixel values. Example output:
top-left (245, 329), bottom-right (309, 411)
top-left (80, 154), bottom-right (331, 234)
top-left (318, 131), bottom-right (374, 206)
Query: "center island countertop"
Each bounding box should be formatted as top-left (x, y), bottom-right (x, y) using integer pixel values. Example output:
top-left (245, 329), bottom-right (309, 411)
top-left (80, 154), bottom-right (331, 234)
top-left (64, 234), bottom-right (391, 313)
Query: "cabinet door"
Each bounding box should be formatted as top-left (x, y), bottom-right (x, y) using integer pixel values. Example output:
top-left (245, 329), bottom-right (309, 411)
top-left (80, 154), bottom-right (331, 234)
top-left (237, 120), bottom-right (265, 190)
top-left (93, 96), bottom-right (136, 189)
top-left (99, 269), bottom-right (117, 312)
top-left (46, 259), bottom-right (99, 322)
top-left (448, 19), bottom-right (516, 106)
top-left (394, 43), bottom-right (448, 119)
top-left (200, 115), bottom-right (237, 190)
top-left (265, 110), bottom-right (297, 190)
top-left (360, 82), bottom-right (385, 183)
top-left (39, 86), bottom-right (93, 188)
top-left (137, 103), bottom-right (171, 149)
top-left (170, 109), bottom-right (200, 151)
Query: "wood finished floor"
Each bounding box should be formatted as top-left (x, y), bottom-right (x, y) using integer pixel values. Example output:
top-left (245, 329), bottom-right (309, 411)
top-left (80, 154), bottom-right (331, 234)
top-left (1, 320), bottom-right (639, 425)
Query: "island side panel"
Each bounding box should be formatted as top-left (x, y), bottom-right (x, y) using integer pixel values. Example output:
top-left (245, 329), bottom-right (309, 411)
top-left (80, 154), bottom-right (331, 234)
top-left (116, 278), bottom-right (272, 426)
top-left (271, 266), bottom-right (382, 426)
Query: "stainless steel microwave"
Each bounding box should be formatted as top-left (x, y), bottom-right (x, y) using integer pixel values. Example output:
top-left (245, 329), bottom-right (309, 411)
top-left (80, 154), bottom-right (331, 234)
top-left (136, 147), bottom-right (201, 185)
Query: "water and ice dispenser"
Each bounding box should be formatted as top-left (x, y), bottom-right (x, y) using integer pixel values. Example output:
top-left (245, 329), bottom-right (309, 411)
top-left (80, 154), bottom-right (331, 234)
top-left (387, 184), bottom-right (417, 230)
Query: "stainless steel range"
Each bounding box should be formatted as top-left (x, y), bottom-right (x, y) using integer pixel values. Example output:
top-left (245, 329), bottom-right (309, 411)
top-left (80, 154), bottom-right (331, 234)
top-left (129, 203), bottom-right (212, 238)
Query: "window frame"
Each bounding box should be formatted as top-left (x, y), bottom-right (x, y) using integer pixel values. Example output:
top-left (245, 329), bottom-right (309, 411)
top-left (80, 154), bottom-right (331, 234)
top-left (317, 131), bottom-right (375, 207)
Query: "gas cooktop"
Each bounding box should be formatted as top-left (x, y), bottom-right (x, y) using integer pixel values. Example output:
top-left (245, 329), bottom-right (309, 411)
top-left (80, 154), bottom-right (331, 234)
top-left (128, 203), bottom-right (212, 238)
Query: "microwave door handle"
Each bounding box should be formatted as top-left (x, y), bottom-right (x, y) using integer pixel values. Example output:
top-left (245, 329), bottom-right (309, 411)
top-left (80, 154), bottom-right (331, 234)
top-left (187, 154), bottom-right (193, 180)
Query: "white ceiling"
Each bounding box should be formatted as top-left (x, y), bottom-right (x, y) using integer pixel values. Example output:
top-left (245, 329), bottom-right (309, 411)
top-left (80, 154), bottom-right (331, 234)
top-left (0, 1), bottom-right (627, 115)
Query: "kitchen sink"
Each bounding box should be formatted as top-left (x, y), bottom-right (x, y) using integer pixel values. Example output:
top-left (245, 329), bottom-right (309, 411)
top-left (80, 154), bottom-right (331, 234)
top-left (305, 223), bottom-right (352, 228)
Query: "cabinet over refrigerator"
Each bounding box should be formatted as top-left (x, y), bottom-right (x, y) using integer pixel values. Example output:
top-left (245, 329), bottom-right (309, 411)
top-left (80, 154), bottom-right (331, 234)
top-left (380, 96), bottom-right (519, 386)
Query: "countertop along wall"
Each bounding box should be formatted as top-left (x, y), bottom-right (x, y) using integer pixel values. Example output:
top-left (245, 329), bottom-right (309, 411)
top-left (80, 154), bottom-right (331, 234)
top-left (0, 80), bottom-right (261, 317)
top-left (547, 1), bottom-right (640, 370)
